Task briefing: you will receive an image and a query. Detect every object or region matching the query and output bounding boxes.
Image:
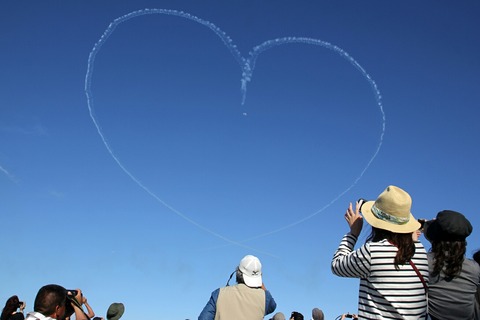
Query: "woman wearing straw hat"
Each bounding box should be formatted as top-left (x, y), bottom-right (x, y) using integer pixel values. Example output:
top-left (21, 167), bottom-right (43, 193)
top-left (331, 185), bottom-right (428, 319)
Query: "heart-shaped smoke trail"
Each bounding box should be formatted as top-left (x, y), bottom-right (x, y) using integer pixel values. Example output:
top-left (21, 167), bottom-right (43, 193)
top-left (84, 8), bottom-right (385, 250)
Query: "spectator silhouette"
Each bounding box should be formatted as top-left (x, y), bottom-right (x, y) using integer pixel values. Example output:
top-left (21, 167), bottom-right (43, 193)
top-left (198, 254), bottom-right (276, 319)
top-left (1, 296), bottom-right (25, 320)
top-left (311, 308), bottom-right (324, 320)
top-left (271, 312), bottom-right (285, 320)
top-left (64, 289), bottom-right (96, 320)
top-left (424, 210), bottom-right (479, 320)
top-left (106, 303), bottom-right (124, 320)
top-left (289, 311), bottom-right (303, 320)
top-left (331, 185), bottom-right (428, 318)
top-left (24, 284), bottom-right (87, 320)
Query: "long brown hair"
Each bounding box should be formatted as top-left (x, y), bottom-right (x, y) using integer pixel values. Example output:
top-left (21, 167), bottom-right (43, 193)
top-left (430, 240), bottom-right (466, 280)
top-left (367, 227), bottom-right (415, 270)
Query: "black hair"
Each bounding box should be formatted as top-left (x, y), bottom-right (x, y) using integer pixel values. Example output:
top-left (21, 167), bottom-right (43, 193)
top-left (235, 268), bottom-right (245, 284)
top-left (430, 240), bottom-right (466, 280)
top-left (1, 296), bottom-right (20, 320)
top-left (290, 311), bottom-right (304, 320)
top-left (473, 249), bottom-right (480, 265)
top-left (34, 284), bottom-right (67, 316)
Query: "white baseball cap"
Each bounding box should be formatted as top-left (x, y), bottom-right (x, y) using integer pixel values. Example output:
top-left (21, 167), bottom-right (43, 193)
top-left (239, 255), bottom-right (262, 287)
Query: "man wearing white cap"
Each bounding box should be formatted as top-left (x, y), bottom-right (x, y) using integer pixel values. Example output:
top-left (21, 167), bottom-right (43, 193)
top-left (198, 255), bottom-right (277, 320)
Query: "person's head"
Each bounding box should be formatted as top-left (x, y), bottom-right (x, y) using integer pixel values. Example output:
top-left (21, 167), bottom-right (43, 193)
top-left (237, 255), bottom-right (262, 288)
top-left (33, 284), bottom-right (67, 319)
top-left (107, 302), bottom-right (124, 320)
top-left (312, 308), bottom-right (324, 320)
top-left (1, 295), bottom-right (22, 320)
top-left (361, 186), bottom-right (420, 268)
top-left (425, 210), bottom-right (472, 279)
top-left (290, 311), bottom-right (304, 320)
top-left (425, 210), bottom-right (472, 243)
top-left (473, 250), bottom-right (480, 265)
top-left (272, 312), bottom-right (286, 320)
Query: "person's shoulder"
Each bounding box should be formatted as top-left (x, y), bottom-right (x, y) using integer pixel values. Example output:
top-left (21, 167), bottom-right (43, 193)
top-left (9, 313), bottom-right (25, 320)
top-left (368, 239), bottom-right (391, 249)
top-left (464, 258), bottom-right (480, 271)
top-left (414, 241), bottom-right (427, 253)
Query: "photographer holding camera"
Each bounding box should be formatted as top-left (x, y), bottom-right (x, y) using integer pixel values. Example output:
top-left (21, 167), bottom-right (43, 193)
top-left (1, 295), bottom-right (25, 320)
top-left (63, 289), bottom-right (95, 320)
top-left (24, 284), bottom-right (88, 320)
top-left (198, 254), bottom-right (277, 320)
top-left (331, 186), bottom-right (428, 319)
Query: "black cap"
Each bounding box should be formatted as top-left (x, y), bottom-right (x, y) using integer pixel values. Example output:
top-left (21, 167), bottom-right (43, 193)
top-left (426, 210), bottom-right (472, 241)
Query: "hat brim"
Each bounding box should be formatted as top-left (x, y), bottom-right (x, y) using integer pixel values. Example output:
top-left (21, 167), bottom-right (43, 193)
top-left (243, 273), bottom-right (262, 288)
top-left (424, 219), bottom-right (439, 242)
top-left (361, 201), bottom-right (420, 233)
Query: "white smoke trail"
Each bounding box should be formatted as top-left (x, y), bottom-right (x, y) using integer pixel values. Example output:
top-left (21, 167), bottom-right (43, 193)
top-left (85, 9), bottom-right (385, 249)
top-left (0, 164), bottom-right (17, 183)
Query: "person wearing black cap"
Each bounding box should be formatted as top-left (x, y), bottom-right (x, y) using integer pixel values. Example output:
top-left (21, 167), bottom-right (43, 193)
top-left (424, 210), bottom-right (480, 320)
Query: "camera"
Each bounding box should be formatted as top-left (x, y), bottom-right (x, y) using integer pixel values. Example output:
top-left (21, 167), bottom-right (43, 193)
top-left (18, 301), bottom-right (24, 308)
top-left (418, 219), bottom-right (426, 230)
top-left (357, 198), bottom-right (367, 211)
top-left (66, 289), bottom-right (78, 297)
top-left (65, 289), bottom-right (82, 316)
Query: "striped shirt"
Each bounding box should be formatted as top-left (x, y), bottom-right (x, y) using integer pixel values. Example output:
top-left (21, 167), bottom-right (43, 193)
top-left (331, 233), bottom-right (429, 319)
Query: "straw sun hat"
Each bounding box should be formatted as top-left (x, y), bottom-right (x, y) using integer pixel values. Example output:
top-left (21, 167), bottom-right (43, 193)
top-left (360, 185), bottom-right (421, 233)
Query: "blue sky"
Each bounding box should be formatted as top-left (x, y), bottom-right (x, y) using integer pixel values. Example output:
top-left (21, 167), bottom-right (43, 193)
top-left (1, 1), bottom-right (479, 319)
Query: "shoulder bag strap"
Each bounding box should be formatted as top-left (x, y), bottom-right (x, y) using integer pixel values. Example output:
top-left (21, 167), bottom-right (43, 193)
top-left (409, 260), bottom-right (428, 295)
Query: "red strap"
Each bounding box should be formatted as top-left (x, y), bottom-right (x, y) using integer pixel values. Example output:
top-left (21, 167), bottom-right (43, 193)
top-left (409, 260), bottom-right (427, 295)
top-left (387, 240), bottom-right (427, 295)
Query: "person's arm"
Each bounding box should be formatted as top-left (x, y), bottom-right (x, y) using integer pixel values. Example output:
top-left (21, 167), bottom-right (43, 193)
top-left (264, 289), bottom-right (276, 315)
top-left (72, 303), bottom-right (89, 320)
top-left (331, 201), bottom-right (371, 278)
top-left (83, 297), bottom-right (95, 318)
top-left (198, 289), bottom-right (219, 320)
top-left (19, 301), bottom-right (26, 319)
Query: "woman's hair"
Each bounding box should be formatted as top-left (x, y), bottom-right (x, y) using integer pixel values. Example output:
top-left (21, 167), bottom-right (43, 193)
top-left (430, 240), bottom-right (466, 280)
top-left (1, 295), bottom-right (20, 320)
top-left (367, 227), bottom-right (415, 270)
